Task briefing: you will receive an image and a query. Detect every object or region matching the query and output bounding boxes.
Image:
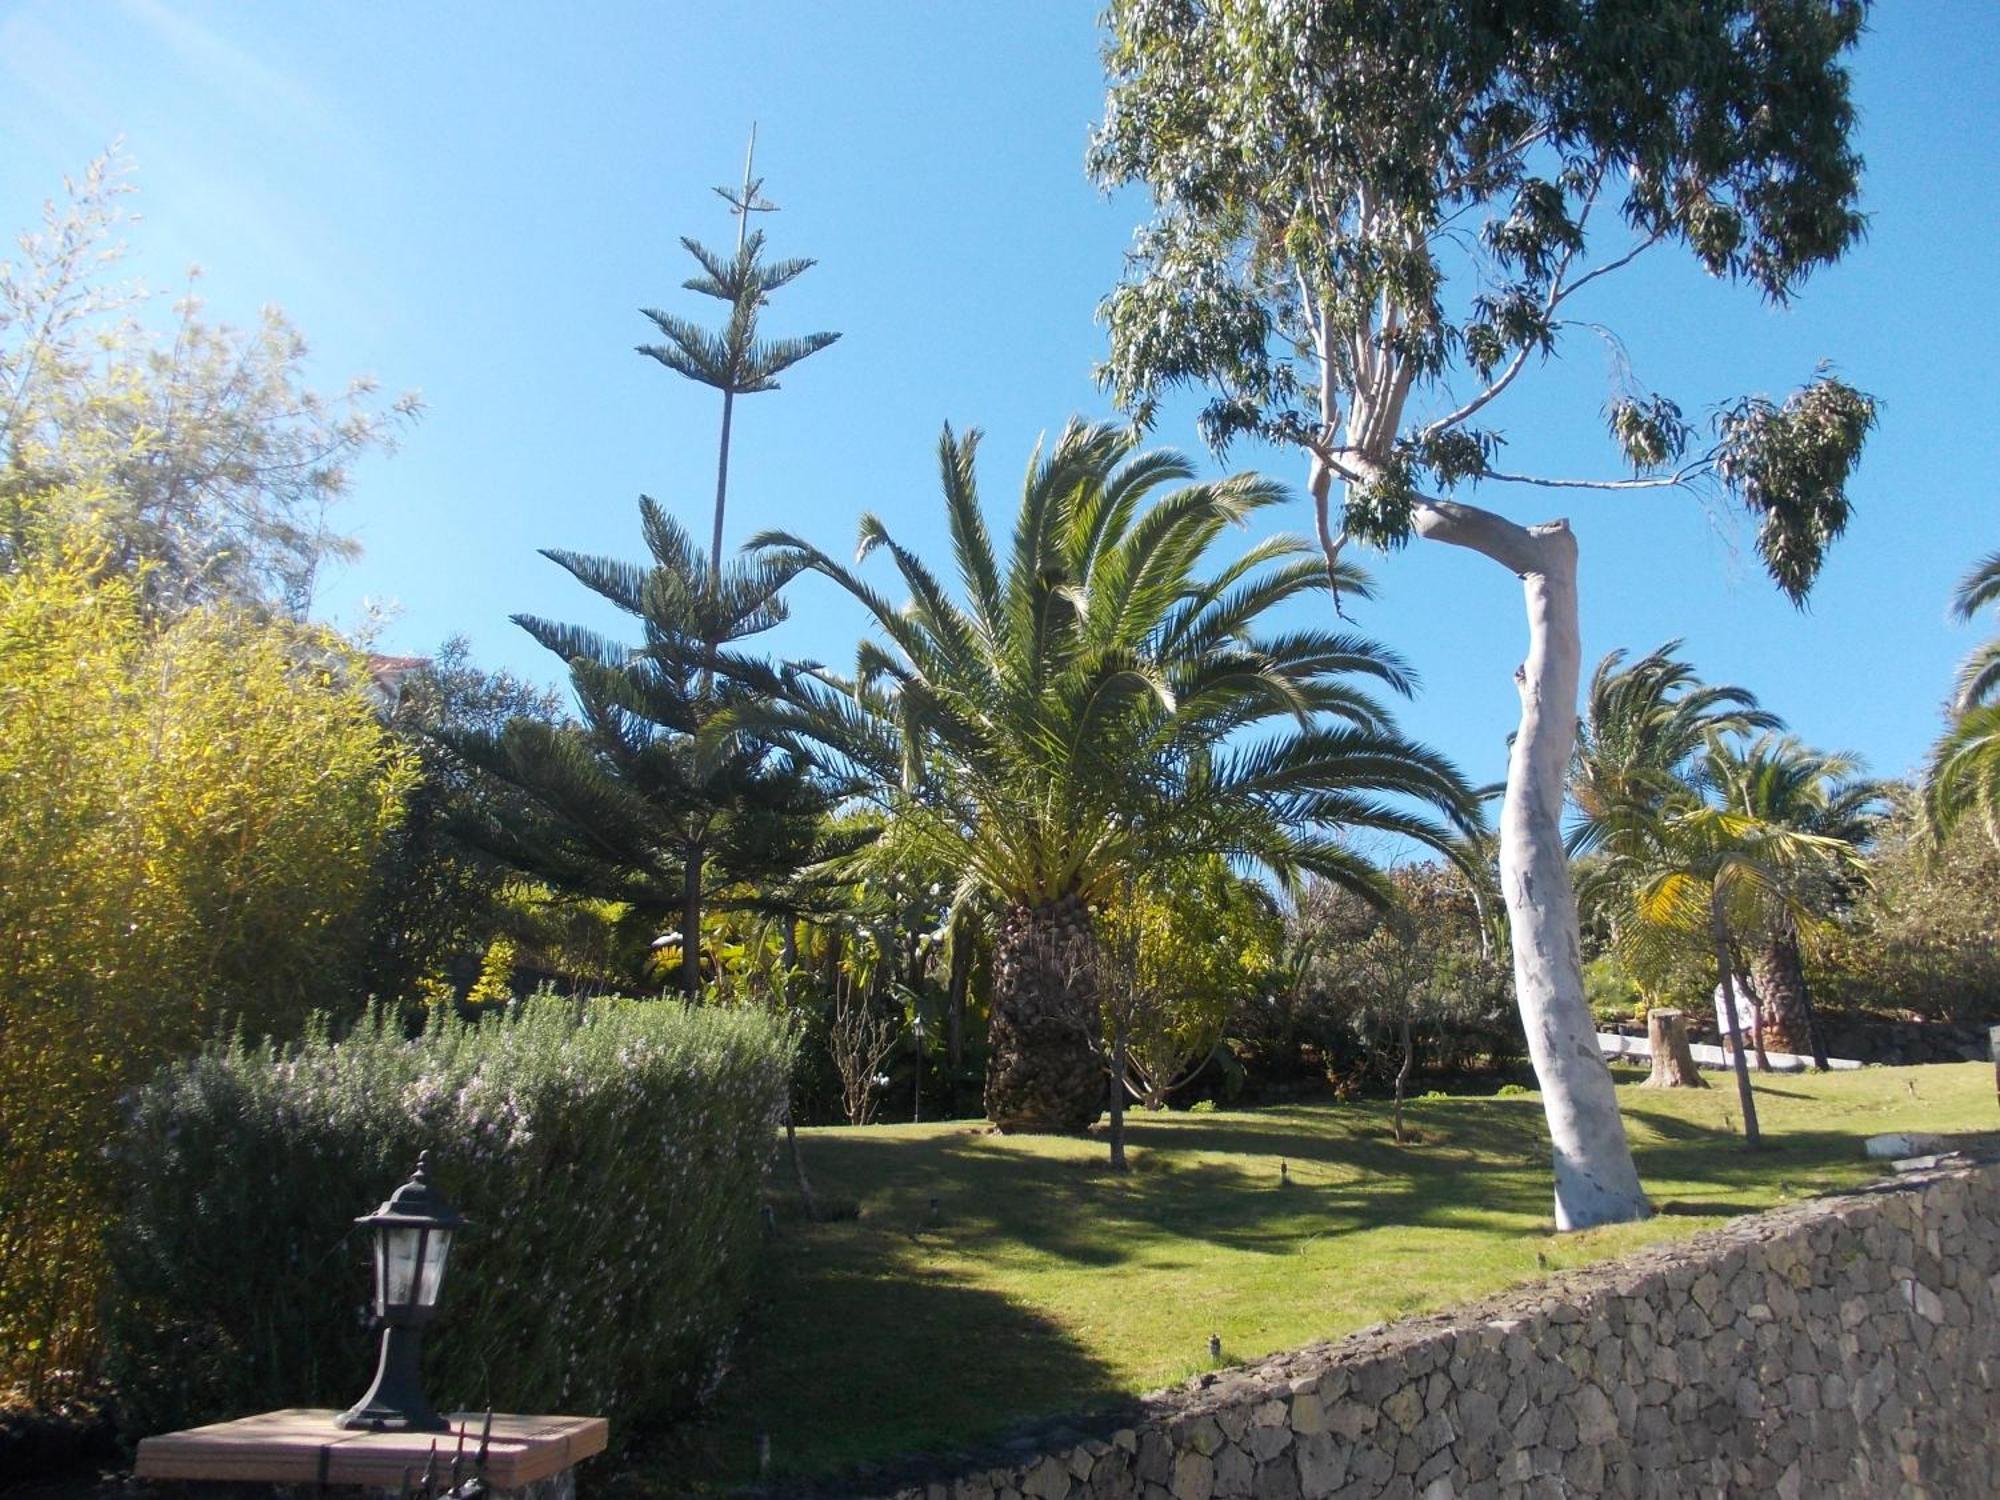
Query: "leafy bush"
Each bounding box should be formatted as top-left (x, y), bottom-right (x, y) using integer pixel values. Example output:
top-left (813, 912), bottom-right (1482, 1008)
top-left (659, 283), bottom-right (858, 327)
top-left (1819, 802), bottom-right (2000, 1023)
top-left (1253, 866), bottom-right (1519, 1095)
top-left (1583, 955), bottom-right (1647, 1027)
top-left (105, 997), bottom-right (793, 1443)
top-left (0, 537), bottom-right (412, 1404)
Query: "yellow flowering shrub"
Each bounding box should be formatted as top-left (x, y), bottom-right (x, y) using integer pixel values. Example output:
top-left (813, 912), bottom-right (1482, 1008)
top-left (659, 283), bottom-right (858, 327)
top-left (0, 533), bottom-right (413, 1402)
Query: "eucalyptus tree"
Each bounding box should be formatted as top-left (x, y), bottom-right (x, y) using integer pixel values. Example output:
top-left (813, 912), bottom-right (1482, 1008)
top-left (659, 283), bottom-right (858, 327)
top-left (446, 499), bottom-right (825, 993)
top-left (1926, 551), bottom-right (2000, 841)
top-left (726, 419), bottom-right (1479, 1132)
top-left (638, 135), bottom-right (840, 576)
top-left (1091, 0), bottom-right (1877, 1227)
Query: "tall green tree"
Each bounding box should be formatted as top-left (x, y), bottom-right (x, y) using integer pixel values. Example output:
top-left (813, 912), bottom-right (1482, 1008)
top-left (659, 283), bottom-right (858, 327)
top-left (0, 529), bottom-right (412, 1400)
top-left (725, 419), bottom-right (1479, 1132)
top-left (637, 135), bottom-right (840, 575)
top-left (1709, 734), bottom-right (1886, 1064)
top-left (1585, 735), bottom-right (1863, 1147)
top-left (446, 499), bottom-right (826, 993)
top-left (1925, 551), bottom-right (2000, 840)
top-left (1090, 0), bottom-right (1877, 1228)
top-left (1569, 642), bottom-right (1779, 851)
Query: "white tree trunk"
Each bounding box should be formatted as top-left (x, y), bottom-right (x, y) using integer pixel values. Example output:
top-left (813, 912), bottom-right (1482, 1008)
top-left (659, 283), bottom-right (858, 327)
top-left (1414, 500), bottom-right (1651, 1229)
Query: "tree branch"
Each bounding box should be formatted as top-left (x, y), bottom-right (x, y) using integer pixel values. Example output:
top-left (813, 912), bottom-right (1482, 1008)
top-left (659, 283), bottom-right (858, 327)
top-left (1421, 180), bottom-right (1604, 441)
top-left (1480, 463), bottom-right (1706, 493)
top-left (1411, 496), bottom-right (1560, 576)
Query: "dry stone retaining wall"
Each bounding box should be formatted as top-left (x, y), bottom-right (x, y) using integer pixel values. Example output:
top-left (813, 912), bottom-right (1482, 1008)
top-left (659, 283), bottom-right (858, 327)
top-left (873, 1160), bottom-right (2000, 1500)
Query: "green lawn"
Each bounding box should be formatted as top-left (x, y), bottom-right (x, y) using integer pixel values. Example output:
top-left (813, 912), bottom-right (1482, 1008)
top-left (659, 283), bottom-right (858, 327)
top-left (620, 1063), bottom-right (1996, 1493)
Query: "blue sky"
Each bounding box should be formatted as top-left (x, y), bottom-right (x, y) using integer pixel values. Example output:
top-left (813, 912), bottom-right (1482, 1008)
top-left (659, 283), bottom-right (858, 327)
top-left (4, 1), bottom-right (1996, 816)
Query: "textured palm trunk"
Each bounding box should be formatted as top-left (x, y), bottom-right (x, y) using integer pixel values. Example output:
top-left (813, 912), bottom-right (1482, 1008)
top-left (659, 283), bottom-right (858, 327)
top-left (1641, 1009), bottom-right (1707, 1089)
top-left (1413, 500), bottom-right (1651, 1229)
top-left (984, 894), bottom-right (1104, 1134)
top-left (1753, 929), bottom-right (1824, 1065)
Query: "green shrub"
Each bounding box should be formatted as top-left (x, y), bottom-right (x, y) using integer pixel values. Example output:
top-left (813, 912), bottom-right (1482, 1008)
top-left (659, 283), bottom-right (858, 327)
top-left (0, 541), bottom-right (413, 1402)
top-left (105, 997), bottom-right (793, 1443)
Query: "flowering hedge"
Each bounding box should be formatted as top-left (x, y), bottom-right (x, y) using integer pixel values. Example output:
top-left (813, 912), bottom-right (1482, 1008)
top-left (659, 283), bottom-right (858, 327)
top-left (105, 997), bottom-right (794, 1442)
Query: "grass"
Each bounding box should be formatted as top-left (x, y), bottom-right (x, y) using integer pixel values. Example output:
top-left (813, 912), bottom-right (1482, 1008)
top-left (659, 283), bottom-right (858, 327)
top-left (619, 1063), bottom-right (1996, 1493)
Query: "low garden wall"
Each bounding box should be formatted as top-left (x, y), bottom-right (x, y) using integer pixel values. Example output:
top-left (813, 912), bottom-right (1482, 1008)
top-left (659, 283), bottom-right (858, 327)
top-left (870, 1158), bottom-right (2000, 1500)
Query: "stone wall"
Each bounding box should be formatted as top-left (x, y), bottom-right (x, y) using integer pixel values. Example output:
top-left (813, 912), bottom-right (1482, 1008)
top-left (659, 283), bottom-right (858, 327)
top-left (870, 1160), bottom-right (2000, 1500)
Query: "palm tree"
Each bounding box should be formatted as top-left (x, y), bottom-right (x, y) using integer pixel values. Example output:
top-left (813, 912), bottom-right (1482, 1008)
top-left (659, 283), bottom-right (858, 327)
top-left (1707, 735), bottom-right (1887, 1065)
top-left (1926, 552), bottom-right (2000, 841)
top-left (1584, 740), bottom-right (1864, 1152)
top-left (726, 419), bottom-right (1480, 1132)
top-left (1568, 642), bottom-right (1779, 855)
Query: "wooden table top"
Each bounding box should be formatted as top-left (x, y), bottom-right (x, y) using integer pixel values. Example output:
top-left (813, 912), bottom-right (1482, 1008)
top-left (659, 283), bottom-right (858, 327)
top-left (133, 1409), bottom-right (609, 1489)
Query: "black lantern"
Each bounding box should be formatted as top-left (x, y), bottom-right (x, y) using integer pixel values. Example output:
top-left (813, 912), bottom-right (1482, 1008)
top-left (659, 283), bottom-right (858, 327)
top-left (337, 1152), bottom-right (467, 1433)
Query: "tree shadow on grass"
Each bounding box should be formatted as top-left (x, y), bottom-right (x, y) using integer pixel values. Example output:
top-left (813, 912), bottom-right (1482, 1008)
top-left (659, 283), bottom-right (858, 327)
top-left (609, 1250), bottom-right (1122, 1496)
top-left (787, 1100), bottom-right (1559, 1274)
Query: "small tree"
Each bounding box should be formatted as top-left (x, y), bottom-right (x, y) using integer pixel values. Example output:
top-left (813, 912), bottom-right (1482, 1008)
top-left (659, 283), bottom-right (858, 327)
top-left (1285, 867), bottom-right (1513, 1135)
top-left (1587, 737), bottom-right (1863, 1148)
top-left (1821, 795), bottom-right (2000, 1025)
top-left (1710, 735), bottom-right (1886, 1063)
top-left (829, 977), bottom-right (901, 1128)
top-left (1092, 0), bottom-right (1877, 1227)
top-left (1098, 858), bottom-right (1280, 1111)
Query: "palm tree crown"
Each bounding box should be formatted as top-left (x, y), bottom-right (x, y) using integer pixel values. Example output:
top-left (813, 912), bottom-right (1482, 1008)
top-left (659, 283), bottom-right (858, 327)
top-left (1569, 641), bottom-right (1779, 855)
top-left (731, 419), bottom-right (1481, 911)
top-left (1950, 551), bottom-right (2000, 714)
top-left (1928, 550), bottom-right (2000, 840)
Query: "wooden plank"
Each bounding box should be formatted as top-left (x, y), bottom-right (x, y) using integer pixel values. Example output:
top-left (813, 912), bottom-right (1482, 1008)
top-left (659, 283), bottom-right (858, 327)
top-left (134, 1409), bottom-right (608, 1489)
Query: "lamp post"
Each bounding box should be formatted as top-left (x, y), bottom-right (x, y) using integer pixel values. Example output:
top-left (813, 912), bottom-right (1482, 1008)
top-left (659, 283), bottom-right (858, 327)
top-left (912, 1010), bottom-right (925, 1124)
top-left (337, 1152), bottom-right (467, 1433)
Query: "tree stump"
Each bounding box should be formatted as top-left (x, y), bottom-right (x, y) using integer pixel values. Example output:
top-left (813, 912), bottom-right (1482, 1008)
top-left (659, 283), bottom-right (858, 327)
top-left (1643, 1009), bottom-right (1707, 1088)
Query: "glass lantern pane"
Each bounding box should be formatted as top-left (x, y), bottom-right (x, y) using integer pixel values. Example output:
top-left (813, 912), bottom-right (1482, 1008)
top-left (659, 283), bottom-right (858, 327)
top-left (418, 1229), bottom-right (453, 1307)
top-left (372, 1235), bottom-right (388, 1314)
top-left (384, 1225), bottom-right (422, 1307)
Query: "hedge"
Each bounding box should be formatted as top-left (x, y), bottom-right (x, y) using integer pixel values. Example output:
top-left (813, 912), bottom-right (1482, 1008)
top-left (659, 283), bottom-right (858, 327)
top-left (105, 996), bottom-right (794, 1442)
